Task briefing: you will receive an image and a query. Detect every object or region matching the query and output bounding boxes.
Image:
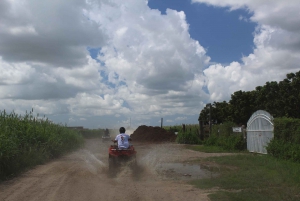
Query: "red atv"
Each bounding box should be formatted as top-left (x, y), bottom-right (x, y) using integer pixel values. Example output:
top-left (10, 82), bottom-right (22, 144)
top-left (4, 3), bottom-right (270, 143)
top-left (108, 142), bottom-right (137, 170)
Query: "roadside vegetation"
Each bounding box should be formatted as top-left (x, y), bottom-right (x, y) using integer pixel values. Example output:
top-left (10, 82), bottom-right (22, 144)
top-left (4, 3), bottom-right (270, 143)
top-left (169, 71), bottom-right (300, 200)
top-left (180, 118), bottom-right (300, 200)
top-left (0, 109), bottom-right (84, 181)
top-left (176, 129), bottom-right (201, 144)
top-left (199, 71), bottom-right (300, 126)
top-left (165, 124), bottom-right (202, 144)
top-left (167, 122), bottom-right (246, 152)
top-left (203, 122), bottom-right (246, 151)
top-left (188, 152), bottom-right (300, 201)
top-left (185, 144), bottom-right (243, 153)
top-left (165, 71), bottom-right (300, 161)
top-left (176, 119), bottom-right (300, 200)
top-left (266, 117), bottom-right (300, 163)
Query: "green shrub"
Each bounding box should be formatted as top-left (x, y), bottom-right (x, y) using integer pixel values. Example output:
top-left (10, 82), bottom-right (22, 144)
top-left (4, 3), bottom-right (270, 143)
top-left (204, 134), bottom-right (245, 151)
top-left (267, 139), bottom-right (300, 163)
top-left (266, 118), bottom-right (300, 162)
top-left (165, 126), bottom-right (180, 133)
top-left (203, 134), bottom-right (218, 146)
top-left (211, 121), bottom-right (236, 137)
top-left (224, 134), bottom-right (245, 150)
top-left (0, 110), bottom-right (84, 180)
top-left (203, 122), bottom-right (246, 151)
top-left (273, 117), bottom-right (300, 143)
top-left (176, 130), bottom-right (201, 144)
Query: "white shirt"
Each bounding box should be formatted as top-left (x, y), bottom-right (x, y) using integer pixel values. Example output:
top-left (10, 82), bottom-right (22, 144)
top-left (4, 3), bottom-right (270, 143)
top-left (115, 133), bottom-right (131, 149)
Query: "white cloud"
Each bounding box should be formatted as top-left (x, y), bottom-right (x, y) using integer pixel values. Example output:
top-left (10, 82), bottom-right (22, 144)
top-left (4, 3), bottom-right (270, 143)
top-left (0, 55), bottom-right (105, 100)
top-left (0, 99), bottom-right (69, 115)
top-left (0, 57), bottom-right (35, 85)
top-left (0, 0), bottom-right (107, 67)
top-left (175, 116), bottom-right (187, 121)
top-left (86, 4), bottom-right (210, 93)
top-left (9, 25), bottom-right (37, 35)
top-left (193, 0), bottom-right (300, 100)
top-left (81, 0), bottom-right (211, 117)
top-left (239, 15), bottom-right (248, 22)
top-left (1, 0), bottom-right (300, 128)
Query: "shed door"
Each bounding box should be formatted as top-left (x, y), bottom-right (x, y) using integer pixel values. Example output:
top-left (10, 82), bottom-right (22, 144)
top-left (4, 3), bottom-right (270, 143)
top-left (247, 110), bottom-right (274, 154)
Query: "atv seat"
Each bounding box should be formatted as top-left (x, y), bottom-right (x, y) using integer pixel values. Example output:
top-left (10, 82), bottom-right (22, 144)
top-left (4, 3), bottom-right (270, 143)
top-left (110, 145), bottom-right (131, 149)
top-left (110, 144), bottom-right (133, 150)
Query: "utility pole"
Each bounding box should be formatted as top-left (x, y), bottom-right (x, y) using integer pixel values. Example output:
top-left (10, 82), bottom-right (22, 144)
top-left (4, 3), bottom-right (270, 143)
top-left (209, 104), bottom-right (212, 137)
top-left (206, 103), bottom-right (212, 137)
top-left (161, 118), bottom-right (163, 128)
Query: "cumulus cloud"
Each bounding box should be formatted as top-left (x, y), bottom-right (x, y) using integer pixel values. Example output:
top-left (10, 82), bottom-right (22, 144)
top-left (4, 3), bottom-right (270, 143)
top-left (193, 0), bottom-right (300, 101)
top-left (0, 0), bottom-right (112, 123)
top-left (1, 0), bottom-right (210, 127)
top-left (0, 56), bottom-right (103, 100)
top-left (0, 0), bottom-right (106, 67)
top-left (83, 0), bottom-right (210, 116)
top-left (0, 57), bottom-right (35, 85)
top-left (88, 6), bottom-right (209, 94)
top-left (2, 0), bottom-right (299, 128)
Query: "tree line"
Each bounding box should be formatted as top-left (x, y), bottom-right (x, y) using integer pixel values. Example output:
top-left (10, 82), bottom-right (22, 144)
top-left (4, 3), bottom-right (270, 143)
top-left (199, 70), bottom-right (300, 126)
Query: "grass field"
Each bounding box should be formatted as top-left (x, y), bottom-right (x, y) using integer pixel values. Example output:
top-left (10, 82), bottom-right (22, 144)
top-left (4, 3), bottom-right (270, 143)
top-left (185, 144), bottom-right (243, 153)
top-left (187, 145), bottom-right (300, 201)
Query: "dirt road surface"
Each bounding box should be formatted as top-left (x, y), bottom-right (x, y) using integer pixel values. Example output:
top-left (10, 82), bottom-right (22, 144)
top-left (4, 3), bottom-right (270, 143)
top-left (0, 139), bottom-right (231, 201)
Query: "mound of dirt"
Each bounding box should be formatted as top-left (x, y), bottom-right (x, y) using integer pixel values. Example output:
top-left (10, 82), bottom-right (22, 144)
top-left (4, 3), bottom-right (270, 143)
top-left (130, 125), bottom-right (176, 143)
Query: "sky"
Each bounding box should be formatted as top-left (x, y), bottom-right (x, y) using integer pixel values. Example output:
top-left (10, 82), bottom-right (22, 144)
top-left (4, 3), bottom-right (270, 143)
top-left (1, 0), bottom-right (300, 129)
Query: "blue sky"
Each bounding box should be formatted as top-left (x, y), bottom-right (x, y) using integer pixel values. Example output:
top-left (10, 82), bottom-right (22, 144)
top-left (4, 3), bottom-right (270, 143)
top-left (1, 0), bottom-right (300, 129)
top-left (148, 0), bottom-right (256, 64)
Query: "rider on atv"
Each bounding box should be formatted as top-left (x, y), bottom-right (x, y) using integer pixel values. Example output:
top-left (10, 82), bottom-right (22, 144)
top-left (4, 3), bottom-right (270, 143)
top-left (104, 128), bottom-right (110, 137)
top-left (112, 127), bottom-right (132, 149)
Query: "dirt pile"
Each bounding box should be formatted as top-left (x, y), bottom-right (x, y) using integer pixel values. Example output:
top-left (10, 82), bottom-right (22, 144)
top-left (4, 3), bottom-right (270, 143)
top-left (130, 125), bottom-right (176, 142)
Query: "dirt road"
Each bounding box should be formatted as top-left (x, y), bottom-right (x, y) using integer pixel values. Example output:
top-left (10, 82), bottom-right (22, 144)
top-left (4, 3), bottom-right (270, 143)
top-left (0, 139), bottom-right (229, 201)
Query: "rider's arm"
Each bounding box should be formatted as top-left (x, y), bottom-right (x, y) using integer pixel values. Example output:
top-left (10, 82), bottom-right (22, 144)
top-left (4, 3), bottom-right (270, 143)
top-left (112, 135), bottom-right (118, 143)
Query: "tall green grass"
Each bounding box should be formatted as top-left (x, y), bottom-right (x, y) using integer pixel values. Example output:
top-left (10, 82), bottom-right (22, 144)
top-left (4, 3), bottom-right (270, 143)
top-left (176, 130), bottom-right (201, 144)
top-left (165, 124), bottom-right (202, 144)
top-left (203, 122), bottom-right (246, 151)
top-left (0, 110), bottom-right (84, 180)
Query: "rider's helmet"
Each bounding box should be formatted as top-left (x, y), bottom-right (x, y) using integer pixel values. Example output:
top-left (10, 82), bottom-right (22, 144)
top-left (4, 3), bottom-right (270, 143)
top-left (119, 127), bottom-right (126, 133)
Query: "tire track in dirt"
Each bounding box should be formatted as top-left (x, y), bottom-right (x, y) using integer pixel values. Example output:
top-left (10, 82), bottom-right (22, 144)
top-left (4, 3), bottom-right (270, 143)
top-left (0, 139), bottom-right (215, 201)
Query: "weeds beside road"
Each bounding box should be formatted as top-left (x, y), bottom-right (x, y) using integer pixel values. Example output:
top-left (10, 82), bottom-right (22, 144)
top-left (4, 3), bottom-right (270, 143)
top-left (186, 145), bottom-right (300, 201)
top-left (0, 110), bottom-right (84, 181)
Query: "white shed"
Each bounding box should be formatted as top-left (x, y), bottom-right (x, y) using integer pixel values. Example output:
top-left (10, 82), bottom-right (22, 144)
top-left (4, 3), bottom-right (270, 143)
top-left (247, 110), bottom-right (274, 154)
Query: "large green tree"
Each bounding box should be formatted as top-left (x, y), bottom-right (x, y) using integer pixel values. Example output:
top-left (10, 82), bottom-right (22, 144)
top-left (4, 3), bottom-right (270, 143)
top-left (198, 101), bottom-right (232, 124)
top-left (199, 70), bottom-right (300, 124)
top-left (229, 90), bottom-right (257, 125)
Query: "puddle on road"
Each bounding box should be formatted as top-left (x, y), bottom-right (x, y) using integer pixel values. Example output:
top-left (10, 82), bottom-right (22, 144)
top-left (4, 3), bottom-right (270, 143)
top-left (156, 162), bottom-right (219, 180)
